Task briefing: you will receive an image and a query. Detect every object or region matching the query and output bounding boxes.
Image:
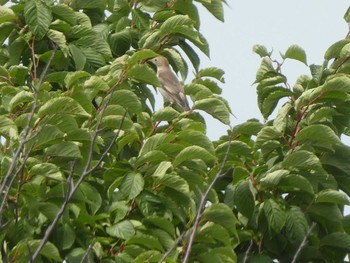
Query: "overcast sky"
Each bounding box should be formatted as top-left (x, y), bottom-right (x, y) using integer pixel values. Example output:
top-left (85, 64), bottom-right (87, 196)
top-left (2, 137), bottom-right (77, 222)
top-left (198, 1), bottom-right (350, 139)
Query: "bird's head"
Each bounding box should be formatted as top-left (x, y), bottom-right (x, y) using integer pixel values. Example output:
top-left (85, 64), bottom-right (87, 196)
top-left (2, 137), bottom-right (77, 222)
top-left (149, 56), bottom-right (169, 67)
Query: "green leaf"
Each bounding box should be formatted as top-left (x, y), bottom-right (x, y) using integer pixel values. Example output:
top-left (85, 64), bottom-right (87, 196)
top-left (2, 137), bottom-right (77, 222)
top-left (139, 133), bottom-right (175, 156)
top-left (201, 0), bottom-right (224, 22)
top-left (179, 40), bottom-right (200, 72)
top-left (30, 163), bottom-right (63, 181)
top-left (38, 97), bottom-right (91, 117)
top-left (127, 63), bottom-right (160, 87)
top-left (233, 180), bottom-right (255, 219)
top-left (253, 44), bottom-right (270, 58)
top-left (283, 44), bottom-right (307, 65)
top-left (295, 124), bottom-right (341, 149)
top-left (283, 150), bottom-right (323, 170)
top-left (152, 161), bottom-right (172, 178)
top-left (160, 15), bottom-right (193, 34)
top-left (153, 107), bottom-right (180, 122)
top-left (0, 115), bottom-right (18, 139)
top-left (315, 189), bottom-right (350, 205)
top-left (45, 141), bottom-right (82, 158)
top-left (202, 203), bottom-right (238, 235)
top-left (308, 203), bottom-right (342, 223)
top-left (263, 199), bottom-right (286, 233)
top-left (197, 67), bottom-right (225, 82)
top-left (178, 130), bottom-right (215, 155)
top-left (47, 29), bottom-right (69, 57)
top-left (109, 89), bottom-right (142, 113)
top-left (64, 70), bottom-right (91, 89)
top-left (144, 216), bottom-right (176, 237)
top-left (24, 0), bottom-right (52, 39)
top-left (8, 91), bottom-right (33, 113)
top-left (320, 232), bottom-right (350, 250)
top-left (193, 97), bottom-right (230, 125)
top-left (135, 150), bottom-right (168, 167)
top-left (324, 39), bottom-right (350, 60)
top-left (0, 5), bottom-right (16, 24)
top-left (173, 145), bottom-right (216, 167)
top-left (162, 47), bottom-right (188, 81)
top-left (52, 4), bottom-right (77, 25)
top-left (120, 172), bottom-right (145, 200)
top-left (126, 234), bottom-right (164, 251)
top-left (127, 49), bottom-right (159, 66)
top-left (69, 44), bottom-right (86, 70)
top-left (285, 206), bottom-right (309, 244)
top-left (155, 173), bottom-right (190, 194)
top-left (132, 9), bottom-right (150, 29)
top-left (106, 220), bottom-right (135, 239)
top-left (260, 170), bottom-right (289, 187)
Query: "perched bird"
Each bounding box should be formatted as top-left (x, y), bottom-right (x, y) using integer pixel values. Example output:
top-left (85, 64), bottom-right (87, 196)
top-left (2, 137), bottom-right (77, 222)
top-left (149, 56), bottom-right (191, 111)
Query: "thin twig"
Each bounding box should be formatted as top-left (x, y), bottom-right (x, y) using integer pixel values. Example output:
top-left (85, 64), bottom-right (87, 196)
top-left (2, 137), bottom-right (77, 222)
top-left (30, 160), bottom-right (76, 261)
top-left (158, 231), bottom-right (186, 263)
top-left (291, 222), bottom-right (316, 263)
top-left (182, 134), bottom-right (233, 263)
top-left (80, 239), bottom-right (95, 263)
top-left (243, 240), bottom-right (254, 263)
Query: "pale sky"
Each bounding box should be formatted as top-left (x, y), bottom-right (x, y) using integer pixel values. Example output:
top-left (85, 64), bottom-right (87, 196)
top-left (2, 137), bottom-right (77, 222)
top-left (199, 1), bottom-right (350, 139)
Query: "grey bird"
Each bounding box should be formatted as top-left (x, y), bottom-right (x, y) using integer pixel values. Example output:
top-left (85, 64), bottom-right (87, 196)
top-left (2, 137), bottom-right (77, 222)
top-left (149, 56), bottom-right (191, 111)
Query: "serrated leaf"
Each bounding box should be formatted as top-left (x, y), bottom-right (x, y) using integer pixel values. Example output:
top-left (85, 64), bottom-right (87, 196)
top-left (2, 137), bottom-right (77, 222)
top-left (263, 199), bottom-right (286, 233)
top-left (45, 141), bottom-right (82, 159)
top-left (153, 106), bottom-right (180, 122)
top-left (47, 29), bottom-right (69, 57)
top-left (120, 172), bottom-right (144, 200)
top-left (109, 89), bottom-right (142, 113)
top-left (132, 8), bottom-right (150, 30)
top-left (315, 189), bottom-right (350, 205)
top-left (64, 70), bottom-right (91, 89)
top-left (127, 63), bottom-right (160, 87)
top-left (127, 49), bottom-right (159, 66)
top-left (201, 0), bottom-right (224, 22)
top-left (160, 15), bottom-right (193, 34)
top-left (179, 40), bottom-right (200, 72)
top-left (283, 150), bottom-right (323, 170)
top-left (52, 4), bottom-right (77, 25)
top-left (285, 206), bottom-right (308, 244)
top-left (162, 48), bottom-right (188, 81)
top-left (126, 234), bottom-right (164, 251)
top-left (260, 170), bottom-right (289, 188)
top-left (233, 180), bottom-right (255, 219)
top-left (38, 97), bottom-right (91, 117)
top-left (197, 67), bottom-right (225, 82)
top-left (202, 203), bottom-right (238, 235)
top-left (173, 145), bottom-right (216, 167)
top-left (152, 161), bottom-right (172, 178)
top-left (283, 44), bottom-right (307, 65)
top-left (69, 44), bottom-right (86, 70)
top-left (135, 150), bottom-right (168, 167)
top-left (156, 173), bottom-right (190, 194)
top-left (320, 232), bottom-right (350, 250)
top-left (193, 97), bottom-right (230, 125)
top-left (106, 220), bottom-right (135, 239)
top-left (295, 124), bottom-right (341, 149)
top-left (178, 130), bottom-right (215, 155)
top-left (24, 0), bottom-right (52, 39)
top-left (139, 133), bottom-right (175, 156)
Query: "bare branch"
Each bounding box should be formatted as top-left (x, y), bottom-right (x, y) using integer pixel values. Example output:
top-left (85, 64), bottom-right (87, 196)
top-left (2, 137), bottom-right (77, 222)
top-left (182, 133), bottom-right (233, 263)
top-left (291, 222), bottom-right (317, 263)
top-left (30, 160), bottom-right (77, 261)
top-left (243, 240), bottom-right (254, 263)
top-left (158, 231), bottom-right (186, 263)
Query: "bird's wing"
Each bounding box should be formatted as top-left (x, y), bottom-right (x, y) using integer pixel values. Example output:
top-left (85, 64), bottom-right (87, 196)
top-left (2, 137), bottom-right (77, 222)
top-left (158, 70), bottom-right (183, 95)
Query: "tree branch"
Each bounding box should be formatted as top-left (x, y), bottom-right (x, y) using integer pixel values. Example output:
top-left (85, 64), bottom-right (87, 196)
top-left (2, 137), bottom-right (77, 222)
top-left (291, 222), bottom-right (316, 263)
top-left (182, 133), bottom-right (233, 263)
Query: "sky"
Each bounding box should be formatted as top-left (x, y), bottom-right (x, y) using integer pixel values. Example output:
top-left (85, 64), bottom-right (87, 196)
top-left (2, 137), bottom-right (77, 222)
top-left (198, 0), bottom-right (350, 139)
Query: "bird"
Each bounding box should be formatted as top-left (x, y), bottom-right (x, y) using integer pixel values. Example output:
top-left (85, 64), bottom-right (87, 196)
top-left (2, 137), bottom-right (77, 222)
top-left (149, 56), bottom-right (191, 111)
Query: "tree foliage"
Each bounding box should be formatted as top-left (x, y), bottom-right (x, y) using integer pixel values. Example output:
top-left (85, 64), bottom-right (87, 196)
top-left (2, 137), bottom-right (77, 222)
top-left (0, 0), bottom-right (349, 262)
